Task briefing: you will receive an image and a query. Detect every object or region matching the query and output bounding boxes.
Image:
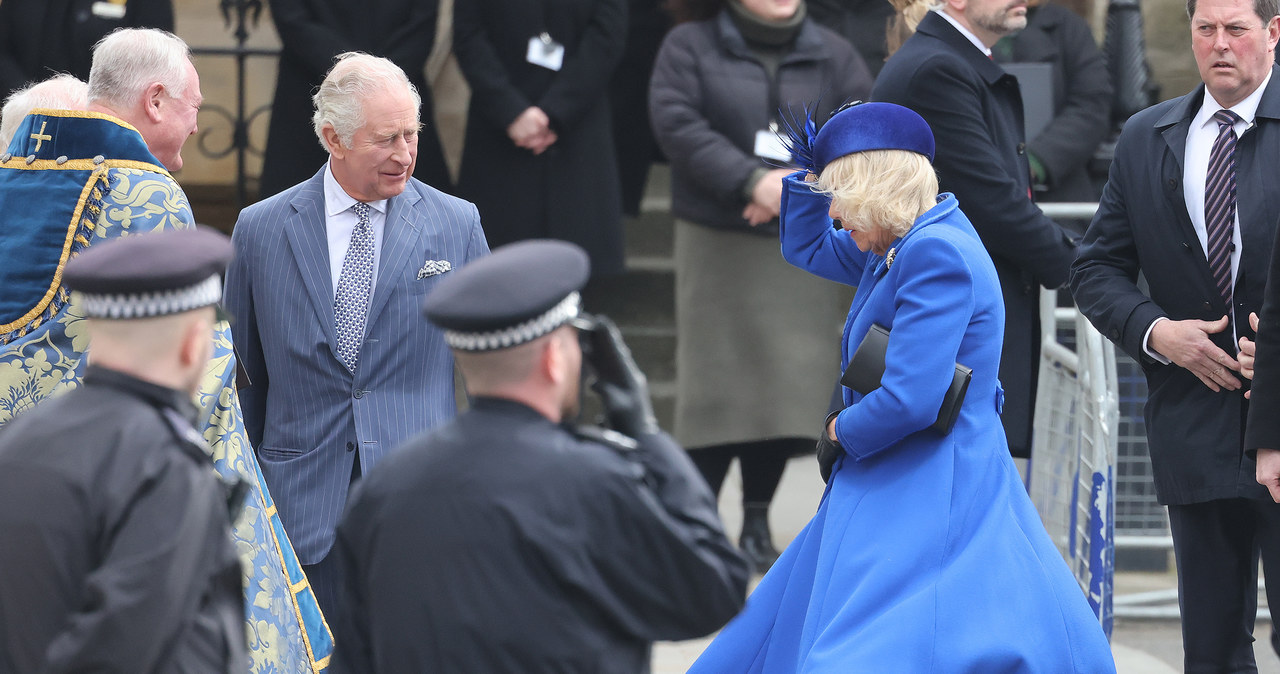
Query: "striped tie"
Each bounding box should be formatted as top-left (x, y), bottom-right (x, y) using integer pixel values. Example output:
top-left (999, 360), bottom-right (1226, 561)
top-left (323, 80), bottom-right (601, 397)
top-left (1205, 109), bottom-right (1240, 311)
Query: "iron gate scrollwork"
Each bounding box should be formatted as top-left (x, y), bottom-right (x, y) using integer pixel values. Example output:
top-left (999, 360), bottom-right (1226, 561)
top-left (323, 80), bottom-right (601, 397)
top-left (190, 0), bottom-right (276, 210)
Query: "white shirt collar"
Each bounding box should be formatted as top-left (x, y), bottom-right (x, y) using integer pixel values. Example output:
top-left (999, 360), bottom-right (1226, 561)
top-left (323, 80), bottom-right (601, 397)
top-left (1194, 68), bottom-right (1271, 132)
top-left (934, 8), bottom-right (992, 57)
top-left (323, 160), bottom-right (389, 217)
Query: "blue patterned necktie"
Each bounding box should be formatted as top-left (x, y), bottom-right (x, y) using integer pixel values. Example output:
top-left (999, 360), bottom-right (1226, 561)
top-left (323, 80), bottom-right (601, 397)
top-left (335, 202), bottom-right (374, 372)
top-left (1205, 109), bottom-right (1240, 311)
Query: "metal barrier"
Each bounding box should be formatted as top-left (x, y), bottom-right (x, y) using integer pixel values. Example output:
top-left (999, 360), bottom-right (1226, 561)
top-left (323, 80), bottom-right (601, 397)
top-left (1030, 201), bottom-right (1180, 622)
top-left (1029, 288), bottom-right (1118, 634)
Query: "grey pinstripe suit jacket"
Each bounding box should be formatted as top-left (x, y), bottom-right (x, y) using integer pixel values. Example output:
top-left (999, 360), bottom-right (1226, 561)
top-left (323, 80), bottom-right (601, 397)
top-left (225, 167), bottom-right (489, 564)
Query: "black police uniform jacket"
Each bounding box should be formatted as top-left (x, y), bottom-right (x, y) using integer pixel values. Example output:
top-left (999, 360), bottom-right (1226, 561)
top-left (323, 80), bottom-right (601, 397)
top-left (333, 397), bottom-right (749, 673)
top-left (0, 366), bottom-right (246, 673)
top-left (1074, 69), bottom-right (1280, 506)
top-left (872, 11), bottom-right (1078, 458)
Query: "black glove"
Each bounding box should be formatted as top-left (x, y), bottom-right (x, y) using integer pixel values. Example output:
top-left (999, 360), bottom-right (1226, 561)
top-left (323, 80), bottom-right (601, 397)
top-left (582, 315), bottom-right (659, 437)
top-left (816, 410), bottom-right (843, 483)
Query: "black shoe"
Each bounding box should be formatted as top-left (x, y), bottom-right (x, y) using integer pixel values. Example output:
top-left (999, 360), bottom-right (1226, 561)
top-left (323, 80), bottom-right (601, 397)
top-left (740, 503), bottom-right (780, 574)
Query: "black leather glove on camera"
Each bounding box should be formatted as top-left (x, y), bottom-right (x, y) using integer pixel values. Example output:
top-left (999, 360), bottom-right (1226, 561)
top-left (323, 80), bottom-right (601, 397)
top-left (584, 315), bottom-right (659, 437)
top-left (816, 410), bottom-right (843, 483)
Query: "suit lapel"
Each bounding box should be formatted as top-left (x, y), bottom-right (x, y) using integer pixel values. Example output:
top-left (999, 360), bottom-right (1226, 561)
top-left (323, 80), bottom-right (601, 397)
top-left (1154, 88), bottom-right (1220, 296)
top-left (282, 171), bottom-right (341, 357)
top-left (367, 186), bottom-right (423, 328)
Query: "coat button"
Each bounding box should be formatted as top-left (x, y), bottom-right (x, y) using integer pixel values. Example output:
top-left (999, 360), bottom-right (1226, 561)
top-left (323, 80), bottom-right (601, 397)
top-left (55, 155), bottom-right (68, 165)
top-left (0, 153), bottom-right (10, 162)
top-left (92, 154), bottom-right (105, 165)
top-left (346, 442), bottom-right (355, 452)
top-left (353, 389), bottom-right (364, 399)
top-left (25, 154), bottom-right (36, 164)
top-left (1168, 178), bottom-right (1178, 189)
top-left (1203, 302), bottom-right (1212, 311)
top-left (1016, 142), bottom-right (1026, 155)
top-left (1109, 329), bottom-right (1120, 340)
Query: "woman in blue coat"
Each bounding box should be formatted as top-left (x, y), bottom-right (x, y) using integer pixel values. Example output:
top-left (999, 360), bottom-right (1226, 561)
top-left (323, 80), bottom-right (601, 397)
top-left (688, 102), bottom-right (1115, 672)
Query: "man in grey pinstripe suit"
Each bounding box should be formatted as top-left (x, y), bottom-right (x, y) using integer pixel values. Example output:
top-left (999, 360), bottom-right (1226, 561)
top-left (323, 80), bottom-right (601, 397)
top-left (223, 53), bottom-right (489, 621)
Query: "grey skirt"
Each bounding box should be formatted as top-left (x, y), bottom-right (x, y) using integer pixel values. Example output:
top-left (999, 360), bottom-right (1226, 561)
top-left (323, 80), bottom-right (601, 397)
top-left (673, 219), bottom-right (851, 449)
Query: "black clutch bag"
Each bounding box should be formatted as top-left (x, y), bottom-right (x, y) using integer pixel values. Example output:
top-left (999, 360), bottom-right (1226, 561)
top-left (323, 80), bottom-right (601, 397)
top-left (840, 323), bottom-right (972, 434)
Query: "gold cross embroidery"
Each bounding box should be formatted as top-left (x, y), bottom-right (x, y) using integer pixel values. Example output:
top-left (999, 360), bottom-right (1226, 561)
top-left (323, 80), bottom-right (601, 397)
top-left (29, 121), bottom-right (51, 152)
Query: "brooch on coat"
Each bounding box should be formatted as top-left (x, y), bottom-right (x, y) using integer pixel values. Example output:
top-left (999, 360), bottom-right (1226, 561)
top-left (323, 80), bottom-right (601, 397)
top-left (417, 259), bottom-right (452, 279)
top-left (884, 247), bottom-right (897, 270)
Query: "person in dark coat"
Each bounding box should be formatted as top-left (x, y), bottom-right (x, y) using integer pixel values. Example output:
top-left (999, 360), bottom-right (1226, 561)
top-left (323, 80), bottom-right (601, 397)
top-left (0, 0), bottom-right (173, 98)
top-left (333, 240), bottom-right (748, 674)
top-left (453, 0), bottom-right (628, 276)
top-left (872, 1), bottom-right (1078, 459)
top-left (0, 229), bottom-right (247, 673)
top-left (649, 0), bottom-right (871, 573)
top-left (994, 0), bottom-right (1112, 227)
top-left (259, 0), bottom-right (452, 199)
top-left (611, 0), bottom-right (670, 216)
top-left (1072, 0), bottom-right (1280, 666)
top-left (807, 0), bottom-right (894, 77)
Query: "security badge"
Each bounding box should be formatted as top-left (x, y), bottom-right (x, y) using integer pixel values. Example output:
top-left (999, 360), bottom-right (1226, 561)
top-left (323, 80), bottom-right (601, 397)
top-left (754, 121), bottom-right (790, 162)
top-left (91, 0), bottom-right (128, 20)
top-left (526, 32), bottom-right (565, 72)
top-left (417, 259), bottom-right (452, 279)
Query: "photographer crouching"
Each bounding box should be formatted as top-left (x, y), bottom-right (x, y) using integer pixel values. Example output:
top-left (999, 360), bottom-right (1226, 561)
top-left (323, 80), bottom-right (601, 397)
top-left (330, 239), bottom-right (749, 673)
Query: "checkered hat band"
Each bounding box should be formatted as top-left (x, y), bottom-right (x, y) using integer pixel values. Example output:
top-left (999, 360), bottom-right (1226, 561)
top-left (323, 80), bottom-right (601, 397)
top-left (445, 291), bottom-right (581, 351)
top-left (77, 274), bottom-right (223, 319)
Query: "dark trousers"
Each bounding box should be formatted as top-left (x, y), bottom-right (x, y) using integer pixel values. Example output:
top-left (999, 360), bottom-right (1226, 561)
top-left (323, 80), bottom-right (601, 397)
top-left (691, 438), bottom-right (804, 504)
top-left (1168, 497), bottom-right (1280, 673)
top-left (302, 454), bottom-right (363, 629)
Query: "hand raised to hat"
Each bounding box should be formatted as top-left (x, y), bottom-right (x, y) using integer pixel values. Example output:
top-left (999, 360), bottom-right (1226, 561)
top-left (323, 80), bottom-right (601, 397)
top-left (584, 316), bottom-right (659, 437)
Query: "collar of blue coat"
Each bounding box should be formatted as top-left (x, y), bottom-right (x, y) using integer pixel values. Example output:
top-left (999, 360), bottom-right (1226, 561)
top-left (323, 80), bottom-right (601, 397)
top-left (0, 110), bottom-right (169, 344)
top-left (874, 193), bottom-right (960, 277)
top-left (3, 109), bottom-right (165, 169)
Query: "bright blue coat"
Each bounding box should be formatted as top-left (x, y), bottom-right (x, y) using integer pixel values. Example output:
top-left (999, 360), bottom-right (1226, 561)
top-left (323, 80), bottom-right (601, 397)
top-left (688, 174), bottom-right (1115, 673)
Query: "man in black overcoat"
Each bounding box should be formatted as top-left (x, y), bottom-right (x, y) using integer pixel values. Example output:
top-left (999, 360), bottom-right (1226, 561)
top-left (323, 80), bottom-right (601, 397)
top-left (872, 0), bottom-right (1078, 458)
top-left (260, 0), bottom-right (452, 199)
top-left (332, 240), bottom-right (748, 673)
top-left (1072, 0), bottom-right (1280, 666)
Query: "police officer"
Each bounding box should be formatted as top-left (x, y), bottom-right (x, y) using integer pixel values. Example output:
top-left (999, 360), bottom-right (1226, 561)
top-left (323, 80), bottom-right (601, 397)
top-left (332, 239), bottom-right (749, 673)
top-left (0, 228), bottom-right (247, 673)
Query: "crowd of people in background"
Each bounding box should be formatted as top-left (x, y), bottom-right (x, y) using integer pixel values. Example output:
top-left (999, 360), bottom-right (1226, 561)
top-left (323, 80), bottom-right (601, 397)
top-left (9, 0), bottom-right (1280, 672)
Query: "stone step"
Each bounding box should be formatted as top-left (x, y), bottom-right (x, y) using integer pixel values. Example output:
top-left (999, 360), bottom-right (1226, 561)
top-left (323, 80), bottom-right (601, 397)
top-left (624, 208), bottom-right (674, 259)
top-left (584, 260), bottom-right (674, 331)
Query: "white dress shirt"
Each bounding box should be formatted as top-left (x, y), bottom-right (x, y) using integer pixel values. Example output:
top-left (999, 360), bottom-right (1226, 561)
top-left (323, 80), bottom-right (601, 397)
top-left (1144, 69), bottom-right (1272, 363)
top-left (323, 161), bottom-right (388, 300)
top-left (934, 9), bottom-right (992, 57)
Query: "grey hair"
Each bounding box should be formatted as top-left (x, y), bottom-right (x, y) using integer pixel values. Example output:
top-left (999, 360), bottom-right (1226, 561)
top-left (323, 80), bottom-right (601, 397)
top-left (87, 28), bottom-right (192, 109)
top-left (312, 52), bottom-right (421, 150)
top-left (1, 74), bottom-right (89, 147)
top-left (1187, 0), bottom-right (1280, 20)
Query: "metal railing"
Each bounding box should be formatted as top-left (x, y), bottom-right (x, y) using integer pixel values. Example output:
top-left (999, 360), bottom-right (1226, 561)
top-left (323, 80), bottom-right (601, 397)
top-left (189, 0), bottom-right (277, 210)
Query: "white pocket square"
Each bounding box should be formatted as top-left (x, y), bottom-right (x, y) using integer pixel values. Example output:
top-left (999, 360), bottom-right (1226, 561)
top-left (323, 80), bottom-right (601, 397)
top-left (417, 259), bottom-right (452, 279)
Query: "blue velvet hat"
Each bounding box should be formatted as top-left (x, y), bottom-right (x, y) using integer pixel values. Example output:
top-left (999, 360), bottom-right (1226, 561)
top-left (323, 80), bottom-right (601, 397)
top-left (783, 101), bottom-right (935, 175)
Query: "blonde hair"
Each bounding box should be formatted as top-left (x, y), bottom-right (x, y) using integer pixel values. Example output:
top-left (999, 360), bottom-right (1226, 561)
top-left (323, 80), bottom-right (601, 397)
top-left (815, 149), bottom-right (938, 238)
top-left (886, 0), bottom-right (939, 57)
